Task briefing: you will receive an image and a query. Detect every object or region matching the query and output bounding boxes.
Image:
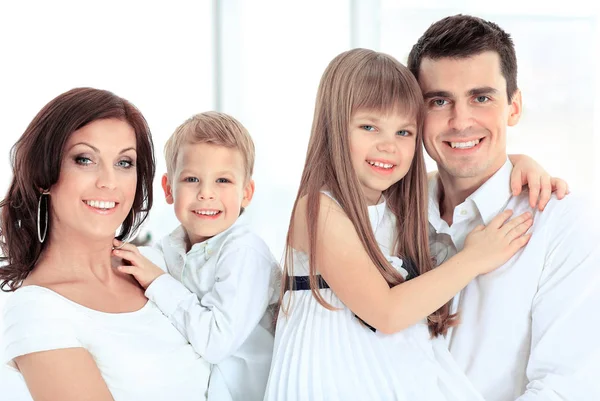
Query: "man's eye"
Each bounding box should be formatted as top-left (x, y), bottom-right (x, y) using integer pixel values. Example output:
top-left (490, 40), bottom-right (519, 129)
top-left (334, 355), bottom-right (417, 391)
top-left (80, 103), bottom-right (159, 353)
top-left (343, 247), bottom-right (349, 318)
top-left (475, 96), bottom-right (490, 103)
top-left (432, 99), bottom-right (448, 107)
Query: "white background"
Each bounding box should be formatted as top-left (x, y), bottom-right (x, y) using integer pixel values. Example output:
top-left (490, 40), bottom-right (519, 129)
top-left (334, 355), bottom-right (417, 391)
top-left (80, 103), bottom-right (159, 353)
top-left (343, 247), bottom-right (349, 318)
top-left (0, 1), bottom-right (598, 397)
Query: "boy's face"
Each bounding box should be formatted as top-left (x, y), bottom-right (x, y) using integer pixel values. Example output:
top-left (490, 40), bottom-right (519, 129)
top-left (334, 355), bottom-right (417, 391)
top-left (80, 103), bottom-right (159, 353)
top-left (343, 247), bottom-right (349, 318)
top-left (162, 142), bottom-right (254, 245)
top-left (418, 51), bottom-right (522, 182)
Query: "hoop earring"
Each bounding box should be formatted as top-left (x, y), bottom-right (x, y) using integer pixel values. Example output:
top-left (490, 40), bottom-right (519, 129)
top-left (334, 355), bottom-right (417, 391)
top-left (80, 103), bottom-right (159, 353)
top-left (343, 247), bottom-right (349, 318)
top-left (37, 190), bottom-right (50, 243)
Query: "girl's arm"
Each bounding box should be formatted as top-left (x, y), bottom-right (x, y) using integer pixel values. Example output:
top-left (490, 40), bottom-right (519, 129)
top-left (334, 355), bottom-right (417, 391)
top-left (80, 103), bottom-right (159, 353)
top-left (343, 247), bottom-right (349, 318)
top-left (428, 155), bottom-right (569, 211)
top-left (294, 194), bottom-right (531, 335)
top-left (508, 154), bottom-right (569, 210)
top-left (16, 349), bottom-right (114, 401)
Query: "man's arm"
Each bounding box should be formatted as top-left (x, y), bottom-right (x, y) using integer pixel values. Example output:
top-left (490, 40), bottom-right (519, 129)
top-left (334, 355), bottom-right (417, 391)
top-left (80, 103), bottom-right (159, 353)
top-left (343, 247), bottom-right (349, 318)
top-left (516, 195), bottom-right (600, 400)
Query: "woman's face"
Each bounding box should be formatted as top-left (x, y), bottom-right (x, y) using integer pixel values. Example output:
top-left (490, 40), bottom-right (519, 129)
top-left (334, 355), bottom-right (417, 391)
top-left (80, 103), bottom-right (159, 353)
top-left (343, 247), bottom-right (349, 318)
top-left (47, 118), bottom-right (138, 242)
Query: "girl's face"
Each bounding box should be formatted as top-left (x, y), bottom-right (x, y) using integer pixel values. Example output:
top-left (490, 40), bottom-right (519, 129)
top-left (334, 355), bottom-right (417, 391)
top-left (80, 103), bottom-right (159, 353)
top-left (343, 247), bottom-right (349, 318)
top-left (348, 108), bottom-right (417, 205)
top-left (47, 118), bottom-right (138, 242)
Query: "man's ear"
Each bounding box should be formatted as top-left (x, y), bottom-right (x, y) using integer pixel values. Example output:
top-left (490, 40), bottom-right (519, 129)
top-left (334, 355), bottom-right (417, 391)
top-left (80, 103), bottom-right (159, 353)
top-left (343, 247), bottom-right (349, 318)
top-left (508, 89), bottom-right (522, 127)
top-left (161, 173), bottom-right (174, 205)
top-left (241, 179), bottom-right (255, 209)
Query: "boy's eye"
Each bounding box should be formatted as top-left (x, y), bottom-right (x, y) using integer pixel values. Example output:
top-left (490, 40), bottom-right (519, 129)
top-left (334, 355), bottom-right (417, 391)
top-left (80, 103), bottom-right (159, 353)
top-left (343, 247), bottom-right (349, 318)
top-left (396, 130), bottom-right (411, 137)
top-left (360, 125), bottom-right (376, 132)
top-left (216, 178), bottom-right (231, 184)
top-left (184, 177), bottom-right (199, 183)
top-left (75, 156), bottom-right (93, 165)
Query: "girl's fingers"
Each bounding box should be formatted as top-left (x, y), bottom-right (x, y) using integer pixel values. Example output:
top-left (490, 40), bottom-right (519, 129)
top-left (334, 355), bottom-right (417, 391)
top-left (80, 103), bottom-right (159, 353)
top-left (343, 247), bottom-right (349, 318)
top-left (505, 218), bottom-right (533, 241)
top-left (511, 167), bottom-right (523, 196)
top-left (527, 172), bottom-right (540, 208)
top-left (487, 209), bottom-right (514, 230)
top-left (509, 233), bottom-right (532, 253)
top-left (537, 175), bottom-right (552, 211)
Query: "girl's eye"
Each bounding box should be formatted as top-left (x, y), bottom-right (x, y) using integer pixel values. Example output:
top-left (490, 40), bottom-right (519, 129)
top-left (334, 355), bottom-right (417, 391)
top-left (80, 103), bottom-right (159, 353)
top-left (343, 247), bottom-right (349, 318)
top-left (397, 130), bottom-right (411, 137)
top-left (116, 160), bottom-right (135, 168)
top-left (75, 156), bottom-right (93, 165)
top-left (184, 177), bottom-right (199, 183)
top-left (361, 125), bottom-right (376, 132)
top-left (216, 178), bottom-right (231, 184)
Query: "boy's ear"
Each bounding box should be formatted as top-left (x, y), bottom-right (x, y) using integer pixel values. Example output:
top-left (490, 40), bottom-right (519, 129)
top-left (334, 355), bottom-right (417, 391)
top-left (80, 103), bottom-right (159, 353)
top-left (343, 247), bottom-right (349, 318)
top-left (161, 174), bottom-right (174, 205)
top-left (241, 179), bottom-right (255, 208)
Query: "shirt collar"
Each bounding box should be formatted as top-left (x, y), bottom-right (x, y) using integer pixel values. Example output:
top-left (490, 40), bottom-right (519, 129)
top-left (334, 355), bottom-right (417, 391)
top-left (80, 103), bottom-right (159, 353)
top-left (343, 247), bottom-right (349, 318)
top-left (428, 158), bottom-right (514, 227)
top-left (469, 159), bottom-right (513, 225)
top-left (163, 213), bottom-right (247, 257)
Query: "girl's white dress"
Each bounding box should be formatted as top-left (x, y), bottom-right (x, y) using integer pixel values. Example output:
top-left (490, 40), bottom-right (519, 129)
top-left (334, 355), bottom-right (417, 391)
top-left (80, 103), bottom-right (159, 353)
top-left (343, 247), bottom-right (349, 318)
top-left (264, 193), bottom-right (484, 401)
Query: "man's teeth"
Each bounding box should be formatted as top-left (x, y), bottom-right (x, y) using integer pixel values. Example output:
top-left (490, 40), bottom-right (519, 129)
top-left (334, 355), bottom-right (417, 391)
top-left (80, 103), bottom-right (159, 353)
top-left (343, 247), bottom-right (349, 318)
top-left (450, 139), bottom-right (480, 149)
top-left (195, 210), bottom-right (220, 216)
top-left (368, 161), bottom-right (394, 169)
top-left (85, 200), bottom-right (116, 209)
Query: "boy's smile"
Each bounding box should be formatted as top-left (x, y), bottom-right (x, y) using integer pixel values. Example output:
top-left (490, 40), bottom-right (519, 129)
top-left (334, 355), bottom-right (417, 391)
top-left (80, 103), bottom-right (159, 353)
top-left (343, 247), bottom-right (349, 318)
top-left (162, 142), bottom-right (254, 248)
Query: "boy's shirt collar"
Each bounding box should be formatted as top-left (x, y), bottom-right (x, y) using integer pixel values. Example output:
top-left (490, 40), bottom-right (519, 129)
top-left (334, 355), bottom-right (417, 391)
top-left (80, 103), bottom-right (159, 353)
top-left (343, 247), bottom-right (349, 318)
top-left (161, 213), bottom-right (248, 264)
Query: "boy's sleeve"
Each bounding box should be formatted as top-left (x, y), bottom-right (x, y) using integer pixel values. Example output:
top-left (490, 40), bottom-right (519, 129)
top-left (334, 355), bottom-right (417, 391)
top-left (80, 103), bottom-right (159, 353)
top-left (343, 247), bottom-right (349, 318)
top-left (145, 243), bottom-right (277, 364)
top-left (139, 245), bottom-right (169, 273)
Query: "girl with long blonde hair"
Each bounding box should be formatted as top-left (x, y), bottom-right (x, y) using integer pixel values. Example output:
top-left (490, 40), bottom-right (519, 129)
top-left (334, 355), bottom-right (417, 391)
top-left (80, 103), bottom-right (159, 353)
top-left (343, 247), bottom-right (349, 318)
top-left (264, 49), bottom-right (535, 400)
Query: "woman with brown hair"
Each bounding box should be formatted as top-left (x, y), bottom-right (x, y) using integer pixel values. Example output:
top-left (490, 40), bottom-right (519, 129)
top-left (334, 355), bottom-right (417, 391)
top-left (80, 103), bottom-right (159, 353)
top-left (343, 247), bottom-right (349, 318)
top-left (0, 88), bottom-right (210, 401)
top-left (264, 49), bottom-right (540, 400)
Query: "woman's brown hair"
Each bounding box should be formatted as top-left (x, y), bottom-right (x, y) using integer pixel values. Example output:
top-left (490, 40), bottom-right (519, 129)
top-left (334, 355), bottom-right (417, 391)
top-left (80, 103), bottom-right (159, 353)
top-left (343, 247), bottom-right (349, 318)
top-left (0, 87), bottom-right (155, 291)
top-left (281, 49), bottom-right (456, 336)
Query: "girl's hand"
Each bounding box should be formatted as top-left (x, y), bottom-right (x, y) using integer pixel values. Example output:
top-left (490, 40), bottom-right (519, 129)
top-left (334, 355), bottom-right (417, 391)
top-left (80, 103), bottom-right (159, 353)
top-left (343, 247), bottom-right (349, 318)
top-left (112, 239), bottom-right (165, 289)
top-left (509, 154), bottom-right (569, 210)
top-left (463, 210), bottom-right (533, 275)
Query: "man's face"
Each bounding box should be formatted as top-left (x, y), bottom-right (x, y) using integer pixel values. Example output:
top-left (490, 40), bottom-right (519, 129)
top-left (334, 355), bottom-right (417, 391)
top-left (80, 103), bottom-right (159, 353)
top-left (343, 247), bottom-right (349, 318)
top-left (418, 51), bottom-right (522, 181)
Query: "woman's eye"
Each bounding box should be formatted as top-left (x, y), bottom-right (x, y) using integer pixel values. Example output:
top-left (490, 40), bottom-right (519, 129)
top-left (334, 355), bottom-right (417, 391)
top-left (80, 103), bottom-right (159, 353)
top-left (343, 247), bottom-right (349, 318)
top-left (116, 160), bottom-right (134, 168)
top-left (75, 156), bottom-right (93, 165)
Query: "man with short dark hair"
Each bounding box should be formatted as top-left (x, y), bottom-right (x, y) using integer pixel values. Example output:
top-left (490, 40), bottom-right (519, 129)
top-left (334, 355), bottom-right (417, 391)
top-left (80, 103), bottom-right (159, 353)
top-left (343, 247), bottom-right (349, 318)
top-left (409, 15), bottom-right (600, 400)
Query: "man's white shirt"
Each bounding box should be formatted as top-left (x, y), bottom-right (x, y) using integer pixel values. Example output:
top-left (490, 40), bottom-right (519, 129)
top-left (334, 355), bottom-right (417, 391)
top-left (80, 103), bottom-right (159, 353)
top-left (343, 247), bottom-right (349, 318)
top-left (428, 159), bottom-right (600, 401)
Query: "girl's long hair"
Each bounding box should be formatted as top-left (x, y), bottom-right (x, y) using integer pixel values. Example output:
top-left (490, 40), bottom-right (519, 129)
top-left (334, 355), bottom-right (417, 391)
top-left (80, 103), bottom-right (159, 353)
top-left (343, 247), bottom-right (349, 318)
top-left (281, 49), bottom-right (456, 336)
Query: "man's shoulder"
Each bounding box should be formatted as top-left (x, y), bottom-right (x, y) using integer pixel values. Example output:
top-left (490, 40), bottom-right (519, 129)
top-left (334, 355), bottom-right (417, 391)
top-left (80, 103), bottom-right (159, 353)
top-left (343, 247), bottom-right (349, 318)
top-left (533, 191), bottom-right (596, 224)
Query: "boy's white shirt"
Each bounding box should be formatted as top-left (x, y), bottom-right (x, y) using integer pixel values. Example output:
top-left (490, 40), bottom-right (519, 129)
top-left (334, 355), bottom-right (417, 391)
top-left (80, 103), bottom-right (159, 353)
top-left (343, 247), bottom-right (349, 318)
top-left (140, 214), bottom-right (281, 401)
top-left (428, 159), bottom-right (600, 401)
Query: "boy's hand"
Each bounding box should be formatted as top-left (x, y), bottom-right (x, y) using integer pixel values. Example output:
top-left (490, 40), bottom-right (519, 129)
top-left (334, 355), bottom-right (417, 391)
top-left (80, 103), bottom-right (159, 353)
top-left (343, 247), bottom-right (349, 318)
top-left (112, 239), bottom-right (165, 289)
top-left (509, 154), bottom-right (570, 210)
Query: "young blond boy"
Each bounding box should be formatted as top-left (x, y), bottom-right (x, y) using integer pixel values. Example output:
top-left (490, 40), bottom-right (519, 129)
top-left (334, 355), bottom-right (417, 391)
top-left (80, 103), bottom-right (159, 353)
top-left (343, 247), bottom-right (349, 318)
top-left (115, 112), bottom-right (281, 401)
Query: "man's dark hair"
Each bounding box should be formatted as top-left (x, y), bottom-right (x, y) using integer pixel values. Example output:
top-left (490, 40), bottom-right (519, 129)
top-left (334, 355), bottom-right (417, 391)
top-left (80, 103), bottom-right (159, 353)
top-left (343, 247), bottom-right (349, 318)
top-left (408, 14), bottom-right (518, 102)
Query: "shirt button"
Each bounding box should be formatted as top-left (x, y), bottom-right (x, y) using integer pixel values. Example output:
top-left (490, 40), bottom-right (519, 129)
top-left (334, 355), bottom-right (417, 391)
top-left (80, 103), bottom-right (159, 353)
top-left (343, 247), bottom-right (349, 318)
top-left (460, 210), bottom-right (467, 216)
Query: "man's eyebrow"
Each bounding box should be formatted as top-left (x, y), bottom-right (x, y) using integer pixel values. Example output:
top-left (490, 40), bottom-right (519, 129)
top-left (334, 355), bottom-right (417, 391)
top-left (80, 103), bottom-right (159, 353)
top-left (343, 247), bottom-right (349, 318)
top-left (423, 90), bottom-right (453, 99)
top-left (468, 87), bottom-right (498, 97)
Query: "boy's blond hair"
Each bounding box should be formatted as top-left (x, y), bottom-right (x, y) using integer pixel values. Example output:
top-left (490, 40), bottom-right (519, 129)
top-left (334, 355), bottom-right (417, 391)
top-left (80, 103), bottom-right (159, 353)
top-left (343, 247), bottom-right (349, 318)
top-left (164, 111), bottom-right (255, 181)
